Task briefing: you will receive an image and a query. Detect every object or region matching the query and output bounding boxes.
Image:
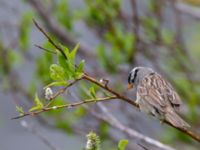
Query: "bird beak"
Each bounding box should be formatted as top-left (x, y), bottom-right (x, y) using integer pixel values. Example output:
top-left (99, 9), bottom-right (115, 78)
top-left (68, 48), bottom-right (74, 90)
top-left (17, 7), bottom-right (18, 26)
top-left (127, 83), bottom-right (134, 90)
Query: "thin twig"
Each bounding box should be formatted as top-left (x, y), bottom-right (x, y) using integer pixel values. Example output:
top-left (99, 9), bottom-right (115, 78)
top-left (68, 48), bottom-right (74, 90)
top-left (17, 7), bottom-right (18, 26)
top-left (35, 44), bottom-right (56, 54)
top-left (12, 96), bottom-right (117, 119)
top-left (20, 121), bottom-right (61, 150)
top-left (83, 74), bottom-right (138, 108)
top-left (33, 19), bottom-right (67, 59)
top-left (28, 0), bottom-right (94, 55)
top-left (45, 78), bottom-right (83, 107)
top-left (175, 1), bottom-right (200, 20)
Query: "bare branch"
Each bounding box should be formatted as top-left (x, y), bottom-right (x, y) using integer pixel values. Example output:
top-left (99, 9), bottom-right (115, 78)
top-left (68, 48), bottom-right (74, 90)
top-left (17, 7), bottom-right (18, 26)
top-left (20, 120), bottom-right (61, 150)
top-left (176, 1), bottom-right (200, 20)
top-left (82, 74), bottom-right (200, 143)
top-left (33, 19), bottom-right (67, 59)
top-left (130, 0), bottom-right (140, 62)
top-left (94, 103), bottom-right (175, 150)
top-left (12, 96), bottom-right (117, 119)
top-left (83, 74), bottom-right (138, 107)
top-left (28, 0), bottom-right (94, 56)
top-left (35, 44), bottom-right (56, 54)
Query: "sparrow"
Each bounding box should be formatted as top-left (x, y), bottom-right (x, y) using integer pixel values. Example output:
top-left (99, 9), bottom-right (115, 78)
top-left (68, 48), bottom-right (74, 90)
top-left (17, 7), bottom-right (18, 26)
top-left (127, 66), bottom-right (190, 128)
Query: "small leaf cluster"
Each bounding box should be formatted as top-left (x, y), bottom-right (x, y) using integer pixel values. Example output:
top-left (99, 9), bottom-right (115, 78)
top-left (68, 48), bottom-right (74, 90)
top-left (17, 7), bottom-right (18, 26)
top-left (18, 43), bottom-right (85, 115)
top-left (48, 43), bottom-right (85, 87)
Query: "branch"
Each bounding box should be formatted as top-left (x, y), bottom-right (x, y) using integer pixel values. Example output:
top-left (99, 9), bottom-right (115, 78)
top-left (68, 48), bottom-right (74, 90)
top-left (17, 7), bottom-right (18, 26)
top-left (130, 0), bottom-right (140, 56)
top-left (94, 103), bottom-right (175, 150)
top-left (28, 0), bottom-right (94, 56)
top-left (44, 78), bottom-right (83, 107)
top-left (83, 74), bottom-right (138, 108)
top-left (175, 1), bottom-right (200, 20)
top-left (32, 19), bottom-right (67, 59)
top-left (35, 44), bottom-right (56, 54)
top-left (82, 74), bottom-right (200, 143)
top-left (20, 120), bottom-right (61, 150)
top-left (12, 96), bottom-right (117, 119)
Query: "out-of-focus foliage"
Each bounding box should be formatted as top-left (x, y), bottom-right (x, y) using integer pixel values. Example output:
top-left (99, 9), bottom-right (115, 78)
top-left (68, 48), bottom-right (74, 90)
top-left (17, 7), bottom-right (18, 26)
top-left (1, 0), bottom-right (200, 149)
top-left (54, 0), bottom-right (74, 31)
top-left (181, 0), bottom-right (200, 6)
top-left (36, 42), bottom-right (54, 84)
top-left (118, 139), bottom-right (129, 150)
top-left (19, 11), bottom-right (33, 51)
top-left (84, 0), bottom-right (135, 72)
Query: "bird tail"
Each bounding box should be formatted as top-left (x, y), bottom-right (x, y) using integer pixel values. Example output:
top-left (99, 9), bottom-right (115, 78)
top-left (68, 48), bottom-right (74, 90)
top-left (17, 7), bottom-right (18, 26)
top-left (165, 110), bottom-right (190, 129)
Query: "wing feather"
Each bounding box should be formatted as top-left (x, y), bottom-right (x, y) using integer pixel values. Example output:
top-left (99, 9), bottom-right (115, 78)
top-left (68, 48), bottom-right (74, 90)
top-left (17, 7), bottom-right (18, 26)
top-left (138, 73), bottom-right (182, 112)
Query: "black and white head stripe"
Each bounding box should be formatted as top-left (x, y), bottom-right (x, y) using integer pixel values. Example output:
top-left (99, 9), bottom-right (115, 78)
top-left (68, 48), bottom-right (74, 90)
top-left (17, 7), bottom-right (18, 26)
top-left (128, 68), bottom-right (139, 84)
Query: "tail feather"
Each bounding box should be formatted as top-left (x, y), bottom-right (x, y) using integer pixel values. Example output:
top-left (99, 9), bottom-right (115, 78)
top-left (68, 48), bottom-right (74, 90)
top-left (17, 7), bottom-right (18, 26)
top-left (165, 110), bottom-right (190, 128)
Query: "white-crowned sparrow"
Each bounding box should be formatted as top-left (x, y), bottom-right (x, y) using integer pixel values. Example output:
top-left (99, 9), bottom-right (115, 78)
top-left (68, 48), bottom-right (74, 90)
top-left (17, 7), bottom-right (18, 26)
top-left (128, 66), bottom-right (190, 128)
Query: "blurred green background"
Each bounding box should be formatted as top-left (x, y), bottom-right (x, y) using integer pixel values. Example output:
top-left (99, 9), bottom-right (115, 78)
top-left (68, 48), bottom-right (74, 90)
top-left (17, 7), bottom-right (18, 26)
top-left (0, 0), bottom-right (200, 149)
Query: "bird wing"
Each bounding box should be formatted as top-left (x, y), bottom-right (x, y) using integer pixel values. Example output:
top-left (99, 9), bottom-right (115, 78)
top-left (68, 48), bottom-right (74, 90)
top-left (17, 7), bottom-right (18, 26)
top-left (164, 81), bottom-right (182, 107)
top-left (138, 73), bottom-right (182, 112)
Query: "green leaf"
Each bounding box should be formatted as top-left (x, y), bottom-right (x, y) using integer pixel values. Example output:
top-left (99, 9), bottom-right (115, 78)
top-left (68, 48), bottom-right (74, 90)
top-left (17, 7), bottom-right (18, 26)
top-left (74, 59), bottom-right (85, 79)
top-left (58, 44), bottom-right (79, 78)
top-left (69, 43), bottom-right (79, 66)
top-left (57, 52), bottom-right (71, 79)
top-left (76, 59), bottom-right (85, 73)
top-left (74, 72), bottom-right (84, 79)
top-left (118, 139), bottom-right (129, 150)
top-left (61, 44), bottom-right (70, 58)
top-left (16, 106), bottom-right (24, 116)
top-left (89, 87), bottom-right (96, 99)
top-left (29, 93), bottom-right (44, 112)
top-left (50, 64), bottom-right (65, 81)
top-left (58, 52), bottom-right (67, 68)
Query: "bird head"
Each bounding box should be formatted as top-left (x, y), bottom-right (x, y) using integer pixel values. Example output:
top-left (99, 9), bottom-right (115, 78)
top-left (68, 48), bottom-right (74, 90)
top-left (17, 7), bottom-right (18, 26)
top-left (127, 66), bottom-right (154, 90)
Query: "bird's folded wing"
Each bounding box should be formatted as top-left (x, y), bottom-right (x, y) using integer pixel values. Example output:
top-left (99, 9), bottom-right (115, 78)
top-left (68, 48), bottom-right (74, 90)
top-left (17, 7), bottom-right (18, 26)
top-left (138, 73), bottom-right (182, 112)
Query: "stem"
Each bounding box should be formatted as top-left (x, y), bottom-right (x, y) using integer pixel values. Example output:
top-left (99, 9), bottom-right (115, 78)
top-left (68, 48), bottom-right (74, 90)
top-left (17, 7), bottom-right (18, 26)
top-left (45, 78), bottom-right (83, 107)
top-left (83, 74), bottom-right (139, 108)
top-left (12, 96), bottom-right (117, 119)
